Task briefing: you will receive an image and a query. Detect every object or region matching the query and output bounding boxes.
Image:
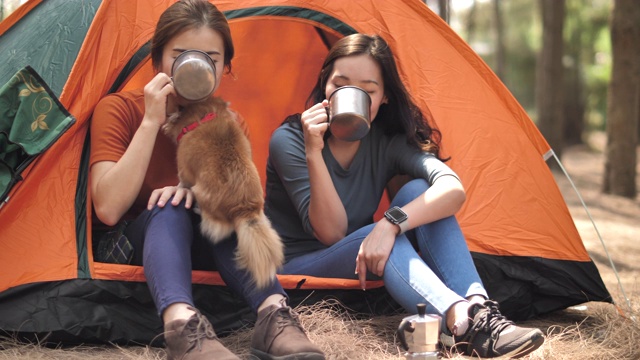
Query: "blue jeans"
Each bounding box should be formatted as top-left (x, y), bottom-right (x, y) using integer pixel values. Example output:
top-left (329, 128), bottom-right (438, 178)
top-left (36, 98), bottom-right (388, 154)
top-left (125, 199), bottom-right (286, 317)
top-left (279, 179), bottom-right (487, 317)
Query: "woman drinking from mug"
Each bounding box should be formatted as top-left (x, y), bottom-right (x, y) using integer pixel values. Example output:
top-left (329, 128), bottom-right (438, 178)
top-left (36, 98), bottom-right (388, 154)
top-left (265, 33), bottom-right (545, 359)
top-left (90, 1), bottom-right (324, 359)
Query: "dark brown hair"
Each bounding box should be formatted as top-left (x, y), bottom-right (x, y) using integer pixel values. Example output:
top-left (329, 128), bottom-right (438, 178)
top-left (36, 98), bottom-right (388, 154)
top-left (307, 34), bottom-right (444, 159)
top-left (151, 0), bottom-right (234, 73)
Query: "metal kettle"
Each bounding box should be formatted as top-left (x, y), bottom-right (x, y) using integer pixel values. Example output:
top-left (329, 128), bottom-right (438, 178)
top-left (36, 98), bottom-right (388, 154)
top-left (397, 304), bottom-right (441, 359)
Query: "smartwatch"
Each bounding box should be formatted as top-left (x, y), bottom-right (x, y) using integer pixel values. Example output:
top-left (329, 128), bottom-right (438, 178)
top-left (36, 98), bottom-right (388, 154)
top-left (384, 206), bottom-right (409, 235)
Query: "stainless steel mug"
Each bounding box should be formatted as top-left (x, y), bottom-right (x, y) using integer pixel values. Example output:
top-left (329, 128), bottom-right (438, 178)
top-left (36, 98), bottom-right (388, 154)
top-left (327, 85), bottom-right (371, 141)
top-left (171, 49), bottom-right (217, 102)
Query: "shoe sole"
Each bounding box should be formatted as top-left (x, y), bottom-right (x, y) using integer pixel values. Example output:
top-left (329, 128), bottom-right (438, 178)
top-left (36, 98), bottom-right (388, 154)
top-left (440, 330), bottom-right (544, 358)
top-left (250, 349), bottom-right (326, 360)
top-left (500, 331), bottom-right (545, 359)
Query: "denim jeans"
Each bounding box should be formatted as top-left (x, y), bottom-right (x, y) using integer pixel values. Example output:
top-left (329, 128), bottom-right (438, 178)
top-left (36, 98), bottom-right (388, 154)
top-left (279, 179), bottom-right (487, 317)
top-left (125, 199), bottom-right (286, 317)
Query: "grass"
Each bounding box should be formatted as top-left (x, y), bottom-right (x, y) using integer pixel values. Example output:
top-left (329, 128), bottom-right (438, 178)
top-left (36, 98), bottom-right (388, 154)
top-left (0, 296), bottom-right (638, 359)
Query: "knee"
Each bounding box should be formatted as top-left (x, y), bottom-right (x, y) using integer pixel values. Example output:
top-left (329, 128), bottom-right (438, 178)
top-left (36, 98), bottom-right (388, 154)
top-left (148, 197), bottom-right (191, 223)
top-left (391, 179), bottom-right (430, 207)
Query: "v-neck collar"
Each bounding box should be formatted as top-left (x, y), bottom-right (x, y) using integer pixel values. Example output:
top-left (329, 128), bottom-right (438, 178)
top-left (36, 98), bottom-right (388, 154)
top-left (324, 134), bottom-right (369, 174)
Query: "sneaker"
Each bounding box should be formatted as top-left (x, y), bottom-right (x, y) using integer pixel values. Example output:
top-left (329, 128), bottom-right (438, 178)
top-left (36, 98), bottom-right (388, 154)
top-left (452, 300), bottom-right (544, 358)
top-left (164, 307), bottom-right (240, 360)
top-left (250, 302), bottom-right (325, 360)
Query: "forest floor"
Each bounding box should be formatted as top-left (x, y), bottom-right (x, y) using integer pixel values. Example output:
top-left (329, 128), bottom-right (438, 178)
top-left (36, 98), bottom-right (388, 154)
top-left (0, 132), bottom-right (639, 359)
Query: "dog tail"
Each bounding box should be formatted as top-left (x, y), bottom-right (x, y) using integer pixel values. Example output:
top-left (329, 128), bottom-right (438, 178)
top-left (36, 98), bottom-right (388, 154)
top-left (234, 212), bottom-right (284, 289)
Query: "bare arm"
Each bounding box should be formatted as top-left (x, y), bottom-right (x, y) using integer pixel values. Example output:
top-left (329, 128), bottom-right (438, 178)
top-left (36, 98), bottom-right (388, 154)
top-left (401, 174), bottom-right (466, 229)
top-left (91, 73), bottom-right (175, 226)
top-left (356, 175), bottom-right (466, 288)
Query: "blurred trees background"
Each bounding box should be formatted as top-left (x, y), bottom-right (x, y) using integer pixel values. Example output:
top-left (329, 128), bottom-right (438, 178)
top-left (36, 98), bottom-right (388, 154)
top-left (426, 0), bottom-right (638, 199)
top-left (0, 0), bottom-right (26, 21)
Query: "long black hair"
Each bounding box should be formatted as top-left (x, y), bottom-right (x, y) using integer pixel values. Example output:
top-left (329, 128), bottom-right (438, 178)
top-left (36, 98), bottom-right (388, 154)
top-left (305, 34), bottom-right (445, 160)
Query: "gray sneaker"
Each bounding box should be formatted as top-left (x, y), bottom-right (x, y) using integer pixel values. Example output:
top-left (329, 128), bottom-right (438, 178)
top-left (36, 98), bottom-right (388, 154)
top-left (452, 300), bottom-right (544, 358)
top-left (164, 307), bottom-right (240, 360)
top-left (250, 302), bottom-right (325, 360)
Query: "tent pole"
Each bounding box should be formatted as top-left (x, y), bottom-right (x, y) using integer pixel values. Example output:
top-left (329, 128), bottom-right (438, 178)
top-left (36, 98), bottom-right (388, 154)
top-left (549, 150), bottom-right (633, 316)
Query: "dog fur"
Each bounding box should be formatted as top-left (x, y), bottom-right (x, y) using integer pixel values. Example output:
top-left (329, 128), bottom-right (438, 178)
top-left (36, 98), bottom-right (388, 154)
top-left (163, 96), bottom-right (283, 289)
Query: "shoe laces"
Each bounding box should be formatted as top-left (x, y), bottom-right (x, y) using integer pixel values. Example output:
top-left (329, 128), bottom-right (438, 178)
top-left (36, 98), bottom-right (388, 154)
top-left (472, 301), bottom-right (514, 338)
top-left (273, 306), bottom-right (305, 333)
top-left (185, 310), bottom-right (217, 351)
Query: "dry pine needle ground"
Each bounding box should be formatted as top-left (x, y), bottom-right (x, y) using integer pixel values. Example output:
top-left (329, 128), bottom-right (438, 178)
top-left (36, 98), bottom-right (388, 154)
top-left (1, 136), bottom-right (638, 360)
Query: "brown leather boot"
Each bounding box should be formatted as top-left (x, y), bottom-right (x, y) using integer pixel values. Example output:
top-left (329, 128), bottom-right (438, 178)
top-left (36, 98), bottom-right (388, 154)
top-left (164, 307), bottom-right (240, 360)
top-left (250, 303), bottom-right (325, 360)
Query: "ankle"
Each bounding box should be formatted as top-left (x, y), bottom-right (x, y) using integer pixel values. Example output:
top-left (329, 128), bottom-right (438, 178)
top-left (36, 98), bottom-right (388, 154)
top-left (257, 294), bottom-right (286, 313)
top-left (446, 301), bottom-right (471, 336)
top-left (163, 303), bottom-right (196, 325)
top-left (466, 295), bottom-right (486, 306)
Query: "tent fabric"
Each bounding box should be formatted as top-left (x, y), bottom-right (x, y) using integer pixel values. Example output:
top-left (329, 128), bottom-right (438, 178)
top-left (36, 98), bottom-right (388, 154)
top-left (0, 280), bottom-right (401, 345)
top-left (0, 0), bottom-right (611, 344)
top-left (0, 66), bottom-right (75, 202)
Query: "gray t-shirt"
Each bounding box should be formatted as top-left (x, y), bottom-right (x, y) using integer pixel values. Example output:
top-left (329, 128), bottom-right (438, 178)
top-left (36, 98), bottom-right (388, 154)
top-left (265, 120), bottom-right (459, 262)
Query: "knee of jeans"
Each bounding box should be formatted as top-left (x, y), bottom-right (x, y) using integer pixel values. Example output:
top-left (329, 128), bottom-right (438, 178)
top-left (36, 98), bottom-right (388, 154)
top-left (391, 179), bottom-right (430, 207)
top-left (148, 197), bottom-right (190, 221)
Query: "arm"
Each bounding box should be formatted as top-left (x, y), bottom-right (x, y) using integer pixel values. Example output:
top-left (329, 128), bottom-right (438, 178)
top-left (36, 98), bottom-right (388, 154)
top-left (268, 106), bottom-right (348, 245)
top-left (398, 174), bottom-right (466, 230)
top-left (91, 73), bottom-right (175, 226)
top-left (301, 101), bottom-right (348, 245)
top-left (356, 148), bottom-right (466, 288)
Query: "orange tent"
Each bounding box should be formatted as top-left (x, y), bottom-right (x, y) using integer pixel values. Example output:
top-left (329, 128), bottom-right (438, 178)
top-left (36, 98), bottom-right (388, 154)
top-left (0, 0), bottom-right (610, 344)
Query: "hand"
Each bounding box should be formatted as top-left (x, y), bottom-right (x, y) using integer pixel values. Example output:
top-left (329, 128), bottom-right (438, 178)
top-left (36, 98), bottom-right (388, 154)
top-left (300, 100), bottom-right (330, 153)
top-left (142, 72), bottom-right (176, 128)
top-left (147, 185), bottom-right (194, 210)
top-left (355, 219), bottom-right (397, 290)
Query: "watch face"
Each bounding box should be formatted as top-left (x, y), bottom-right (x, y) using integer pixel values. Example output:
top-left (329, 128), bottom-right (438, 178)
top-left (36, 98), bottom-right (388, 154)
top-left (386, 207), bottom-right (407, 223)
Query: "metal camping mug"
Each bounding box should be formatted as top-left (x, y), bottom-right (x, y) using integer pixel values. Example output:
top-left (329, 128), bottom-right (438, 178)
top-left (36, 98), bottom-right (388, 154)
top-left (327, 85), bottom-right (372, 141)
top-left (397, 304), bottom-right (441, 360)
top-left (171, 49), bottom-right (217, 102)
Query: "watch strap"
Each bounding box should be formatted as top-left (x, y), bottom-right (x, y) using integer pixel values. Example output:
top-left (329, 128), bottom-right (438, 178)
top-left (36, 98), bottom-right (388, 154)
top-left (397, 217), bottom-right (409, 235)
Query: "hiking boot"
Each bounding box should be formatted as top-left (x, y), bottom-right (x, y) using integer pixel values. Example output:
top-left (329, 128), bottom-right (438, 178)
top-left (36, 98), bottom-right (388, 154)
top-left (250, 302), bottom-right (325, 360)
top-left (164, 307), bottom-right (240, 360)
top-left (452, 300), bottom-right (544, 358)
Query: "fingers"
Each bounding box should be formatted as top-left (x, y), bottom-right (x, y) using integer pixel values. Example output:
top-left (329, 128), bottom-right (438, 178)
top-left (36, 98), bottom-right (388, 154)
top-left (184, 190), bottom-right (194, 209)
top-left (143, 73), bottom-right (176, 126)
top-left (147, 188), bottom-right (164, 210)
top-left (301, 101), bottom-right (330, 151)
top-left (356, 252), bottom-right (368, 290)
top-left (147, 186), bottom-right (194, 210)
top-left (374, 257), bottom-right (386, 277)
top-left (146, 73), bottom-right (174, 98)
top-left (301, 101), bottom-right (329, 125)
top-left (171, 187), bottom-right (194, 209)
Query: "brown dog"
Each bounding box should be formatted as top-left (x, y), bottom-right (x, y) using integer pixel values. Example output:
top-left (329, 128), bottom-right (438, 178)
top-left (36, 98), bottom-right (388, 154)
top-left (163, 96), bottom-right (283, 289)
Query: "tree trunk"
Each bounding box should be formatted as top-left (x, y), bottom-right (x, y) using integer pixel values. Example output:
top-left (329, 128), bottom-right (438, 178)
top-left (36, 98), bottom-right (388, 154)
top-left (437, 0), bottom-right (450, 24)
top-left (493, 0), bottom-right (506, 81)
top-left (603, 0), bottom-right (639, 198)
top-left (535, 0), bottom-right (566, 169)
top-left (465, 0), bottom-right (477, 44)
top-left (563, 32), bottom-right (585, 147)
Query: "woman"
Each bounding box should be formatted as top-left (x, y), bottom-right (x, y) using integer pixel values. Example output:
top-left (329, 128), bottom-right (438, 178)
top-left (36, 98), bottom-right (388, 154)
top-left (265, 33), bottom-right (545, 358)
top-left (90, 1), bottom-right (324, 360)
